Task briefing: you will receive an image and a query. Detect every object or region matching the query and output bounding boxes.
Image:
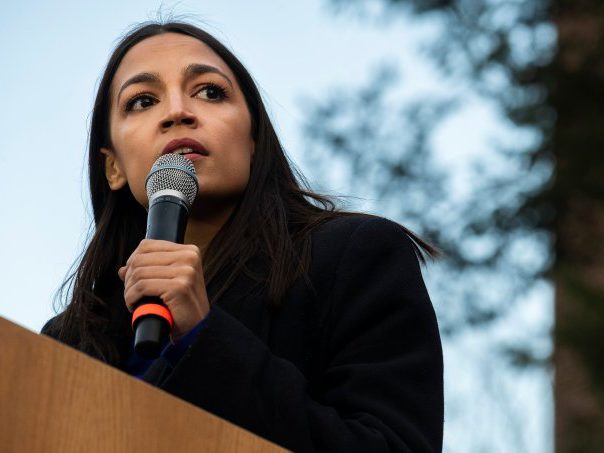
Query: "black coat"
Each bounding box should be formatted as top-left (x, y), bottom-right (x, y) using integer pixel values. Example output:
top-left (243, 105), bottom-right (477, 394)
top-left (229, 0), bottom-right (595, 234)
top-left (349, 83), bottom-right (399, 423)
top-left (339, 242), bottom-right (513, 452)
top-left (43, 215), bottom-right (443, 452)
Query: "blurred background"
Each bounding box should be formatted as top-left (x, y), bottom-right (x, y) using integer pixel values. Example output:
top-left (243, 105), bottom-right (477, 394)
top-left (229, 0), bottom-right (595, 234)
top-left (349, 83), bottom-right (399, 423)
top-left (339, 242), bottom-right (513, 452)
top-left (1, 1), bottom-right (601, 451)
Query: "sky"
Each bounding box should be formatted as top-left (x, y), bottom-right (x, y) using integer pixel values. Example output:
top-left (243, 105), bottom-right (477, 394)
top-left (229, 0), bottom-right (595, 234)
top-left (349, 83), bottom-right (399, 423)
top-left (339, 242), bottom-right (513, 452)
top-left (0, 1), bottom-right (552, 451)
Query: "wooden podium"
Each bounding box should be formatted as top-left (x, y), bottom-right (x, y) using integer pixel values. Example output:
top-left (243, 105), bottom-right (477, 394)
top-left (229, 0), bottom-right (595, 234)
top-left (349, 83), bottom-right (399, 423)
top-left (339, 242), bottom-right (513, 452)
top-left (0, 316), bottom-right (285, 452)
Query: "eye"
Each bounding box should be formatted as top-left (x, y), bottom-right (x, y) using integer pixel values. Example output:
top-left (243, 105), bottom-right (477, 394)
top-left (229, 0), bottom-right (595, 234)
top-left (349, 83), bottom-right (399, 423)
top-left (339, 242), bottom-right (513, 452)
top-left (125, 94), bottom-right (157, 112)
top-left (195, 83), bottom-right (228, 101)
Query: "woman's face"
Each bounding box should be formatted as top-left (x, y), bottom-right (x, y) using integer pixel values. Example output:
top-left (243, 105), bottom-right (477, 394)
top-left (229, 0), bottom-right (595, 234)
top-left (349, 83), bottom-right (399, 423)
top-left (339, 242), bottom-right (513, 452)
top-left (102, 32), bottom-right (254, 212)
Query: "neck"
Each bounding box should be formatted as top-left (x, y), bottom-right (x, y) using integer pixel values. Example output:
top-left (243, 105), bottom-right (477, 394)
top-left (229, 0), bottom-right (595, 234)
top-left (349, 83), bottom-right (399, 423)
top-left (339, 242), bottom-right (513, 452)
top-left (184, 202), bottom-right (236, 258)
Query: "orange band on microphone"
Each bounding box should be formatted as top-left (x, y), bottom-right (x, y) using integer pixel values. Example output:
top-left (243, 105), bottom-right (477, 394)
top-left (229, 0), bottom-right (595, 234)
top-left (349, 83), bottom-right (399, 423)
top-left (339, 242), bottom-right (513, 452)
top-left (132, 304), bottom-right (173, 329)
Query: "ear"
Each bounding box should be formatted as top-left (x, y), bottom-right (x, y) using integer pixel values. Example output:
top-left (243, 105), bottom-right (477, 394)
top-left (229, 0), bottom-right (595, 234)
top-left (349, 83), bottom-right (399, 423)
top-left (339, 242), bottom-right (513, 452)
top-left (100, 148), bottom-right (127, 190)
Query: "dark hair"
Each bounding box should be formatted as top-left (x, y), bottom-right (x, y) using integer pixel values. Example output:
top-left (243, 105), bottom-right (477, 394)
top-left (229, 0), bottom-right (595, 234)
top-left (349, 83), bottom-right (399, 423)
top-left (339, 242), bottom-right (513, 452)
top-left (50, 21), bottom-right (437, 365)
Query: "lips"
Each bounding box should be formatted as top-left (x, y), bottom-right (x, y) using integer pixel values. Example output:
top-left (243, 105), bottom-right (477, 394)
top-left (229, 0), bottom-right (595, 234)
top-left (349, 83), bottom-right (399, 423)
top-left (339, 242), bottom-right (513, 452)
top-left (162, 138), bottom-right (209, 156)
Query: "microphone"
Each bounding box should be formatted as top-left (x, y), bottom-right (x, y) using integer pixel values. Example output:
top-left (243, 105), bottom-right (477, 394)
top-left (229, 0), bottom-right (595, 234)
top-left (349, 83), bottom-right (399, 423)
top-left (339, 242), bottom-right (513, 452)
top-left (132, 153), bottom-right (199, 359)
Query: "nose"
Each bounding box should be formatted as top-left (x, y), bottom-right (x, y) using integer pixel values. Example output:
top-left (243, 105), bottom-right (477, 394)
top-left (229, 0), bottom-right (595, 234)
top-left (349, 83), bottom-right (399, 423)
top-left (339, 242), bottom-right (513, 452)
top-left (160, 94), bottom-right (198, 130)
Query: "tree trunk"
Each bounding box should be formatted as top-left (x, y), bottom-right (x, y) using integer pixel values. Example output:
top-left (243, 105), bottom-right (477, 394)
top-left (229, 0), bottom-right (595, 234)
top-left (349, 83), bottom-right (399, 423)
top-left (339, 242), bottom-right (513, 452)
top-left (553, 2), bottom-right (604, 451)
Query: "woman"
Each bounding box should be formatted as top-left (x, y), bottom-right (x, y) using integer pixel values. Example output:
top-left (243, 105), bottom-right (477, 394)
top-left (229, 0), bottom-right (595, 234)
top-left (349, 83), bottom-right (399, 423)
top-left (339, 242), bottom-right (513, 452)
top-left (42, 21), bottom-right (444, 452)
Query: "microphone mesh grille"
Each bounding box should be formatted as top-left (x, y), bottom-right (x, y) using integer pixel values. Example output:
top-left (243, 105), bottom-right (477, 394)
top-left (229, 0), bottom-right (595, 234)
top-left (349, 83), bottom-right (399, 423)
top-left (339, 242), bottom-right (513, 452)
top-left (145, 154), bottom-right (199, 207)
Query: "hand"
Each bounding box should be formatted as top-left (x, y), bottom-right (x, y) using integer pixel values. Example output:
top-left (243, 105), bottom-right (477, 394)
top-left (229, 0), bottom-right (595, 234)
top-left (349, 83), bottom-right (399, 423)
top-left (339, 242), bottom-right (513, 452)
top-left (118, 239), bottom-right (210, 343)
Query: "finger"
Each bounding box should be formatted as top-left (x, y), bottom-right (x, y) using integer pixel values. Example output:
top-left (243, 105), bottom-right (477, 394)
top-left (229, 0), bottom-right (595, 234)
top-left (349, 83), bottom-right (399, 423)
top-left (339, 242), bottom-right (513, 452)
top-left (123, 278), bottom-right (171, 311)
top-left (127, 244), bottom-right (201, 267)
top-left (133, 239), bottom-right (198, 255)
top-left (118, 266), bottom-right (127, 281)
top-left (126, 251), bottom-right (181, 269)
top-left (123, 264), bottom-right (196, 293)
top-left (124, 278), bottom-right (191, 312)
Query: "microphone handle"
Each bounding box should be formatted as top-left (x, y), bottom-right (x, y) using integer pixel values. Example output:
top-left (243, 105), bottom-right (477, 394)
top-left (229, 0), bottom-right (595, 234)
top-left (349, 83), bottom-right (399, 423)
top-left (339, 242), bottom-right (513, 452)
top-left (133, 194), bottom-right (189, 359)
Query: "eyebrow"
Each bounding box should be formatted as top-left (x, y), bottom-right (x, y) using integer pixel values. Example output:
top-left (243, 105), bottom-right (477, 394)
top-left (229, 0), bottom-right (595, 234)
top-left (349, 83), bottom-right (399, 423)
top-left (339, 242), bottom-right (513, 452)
top-left (116, 63), bottom-right (234, 103)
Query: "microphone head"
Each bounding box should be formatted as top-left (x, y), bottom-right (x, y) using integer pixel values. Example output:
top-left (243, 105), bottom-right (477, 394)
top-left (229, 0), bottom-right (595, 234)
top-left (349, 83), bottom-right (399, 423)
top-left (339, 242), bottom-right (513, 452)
top-left (145, 154), bottom-right (199, 207)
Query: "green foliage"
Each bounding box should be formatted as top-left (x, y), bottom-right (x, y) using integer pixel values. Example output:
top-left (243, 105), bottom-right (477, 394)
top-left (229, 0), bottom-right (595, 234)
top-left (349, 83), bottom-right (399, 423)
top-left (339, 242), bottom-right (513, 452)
top-left (309, 0), bottom-right (604, 450)
top-left (305, 0), bottom-right (555, 340)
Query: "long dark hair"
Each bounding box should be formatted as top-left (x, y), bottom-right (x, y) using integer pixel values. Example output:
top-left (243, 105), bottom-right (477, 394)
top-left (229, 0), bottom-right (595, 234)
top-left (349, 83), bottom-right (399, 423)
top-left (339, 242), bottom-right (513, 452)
top-left (49, 21), bottom-right (437, 366)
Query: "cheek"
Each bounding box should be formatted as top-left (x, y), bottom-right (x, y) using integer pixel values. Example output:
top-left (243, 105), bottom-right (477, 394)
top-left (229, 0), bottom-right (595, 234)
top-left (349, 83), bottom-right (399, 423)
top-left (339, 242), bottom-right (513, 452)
top-left (230, 137), bottom-right (254, 179)
top-left (221, 147), bottom-right (253, 188)
top-left (112, 124), bottom-right (152, 174)
top-left (216, 116), bottom-right (254, 168)
top-left (112, 122), bottom-right (146, 156)
top-left (111, 143), bottom-right (153, 206)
